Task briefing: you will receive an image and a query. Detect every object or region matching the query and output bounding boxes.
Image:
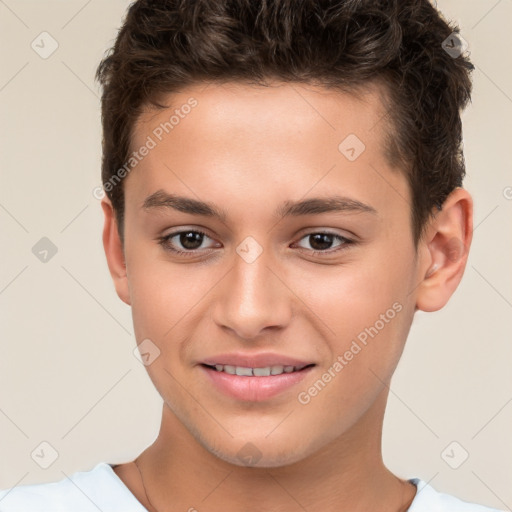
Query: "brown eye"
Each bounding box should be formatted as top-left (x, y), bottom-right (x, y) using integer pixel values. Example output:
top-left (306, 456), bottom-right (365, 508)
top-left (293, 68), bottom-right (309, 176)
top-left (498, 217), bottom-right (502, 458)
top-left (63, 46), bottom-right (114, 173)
top-left (178, 231), bottom-right (205, 250)
top-left (308, 233), bottom-right (336, 251)
top-left (158, 229), bottom-right (219, 255)
top-left (295, 232), bottom-right (352, 255)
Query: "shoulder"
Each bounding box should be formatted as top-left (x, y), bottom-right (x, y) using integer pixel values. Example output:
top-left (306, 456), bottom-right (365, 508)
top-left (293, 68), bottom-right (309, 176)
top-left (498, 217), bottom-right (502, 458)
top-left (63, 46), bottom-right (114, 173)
top-left (0, 462), bottom-right (144, 512)
top-left (408, 477), bottom-right (506, 512)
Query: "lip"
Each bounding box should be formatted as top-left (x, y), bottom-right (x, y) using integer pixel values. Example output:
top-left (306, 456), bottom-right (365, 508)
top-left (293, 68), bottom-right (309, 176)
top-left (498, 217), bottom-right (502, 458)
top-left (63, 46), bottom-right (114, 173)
top-left (199, 353), bottom-right (315, 402)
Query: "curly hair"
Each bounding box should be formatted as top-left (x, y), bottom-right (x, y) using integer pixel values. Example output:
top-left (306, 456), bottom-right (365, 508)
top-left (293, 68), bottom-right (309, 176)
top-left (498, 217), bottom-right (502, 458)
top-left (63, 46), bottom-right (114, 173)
top-left (95, 0), bottom-right (473, 246)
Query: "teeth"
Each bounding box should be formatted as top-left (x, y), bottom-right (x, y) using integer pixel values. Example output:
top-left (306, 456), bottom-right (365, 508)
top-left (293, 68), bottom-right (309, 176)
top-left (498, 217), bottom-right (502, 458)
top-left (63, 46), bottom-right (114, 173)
top-left (253, 367), bottom-right (271, 376)
top-left (223, 365), bottom-right (236, 375)
top-left (211, 364), bottom-right (301, 376)
top-left (270, 365), bottom-right (284, 375)
top-left (235, 366), bottom-right (253, 376)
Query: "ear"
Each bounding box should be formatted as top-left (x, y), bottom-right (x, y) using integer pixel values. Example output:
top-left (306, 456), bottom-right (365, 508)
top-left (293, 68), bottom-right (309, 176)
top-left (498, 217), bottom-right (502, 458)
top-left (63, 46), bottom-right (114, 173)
top-left (415, 187), bottom-right (473, 312)
top-left (101, 196), bottom-right (131, 306)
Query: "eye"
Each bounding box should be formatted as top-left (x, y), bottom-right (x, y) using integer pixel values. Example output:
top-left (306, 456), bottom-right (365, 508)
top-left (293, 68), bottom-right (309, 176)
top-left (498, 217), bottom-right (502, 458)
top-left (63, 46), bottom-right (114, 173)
top-left (157, 229), bottom-right (354, 258)
top-left (158, 229), bottom-right (219, 255)
top-left (294, 231), bottom-right (353, 255)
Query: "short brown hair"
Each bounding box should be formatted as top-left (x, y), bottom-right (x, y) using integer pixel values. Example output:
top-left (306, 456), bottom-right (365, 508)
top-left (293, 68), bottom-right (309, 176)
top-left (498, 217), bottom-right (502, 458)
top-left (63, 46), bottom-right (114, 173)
top-left (95, 0), bottom-right (473, 246)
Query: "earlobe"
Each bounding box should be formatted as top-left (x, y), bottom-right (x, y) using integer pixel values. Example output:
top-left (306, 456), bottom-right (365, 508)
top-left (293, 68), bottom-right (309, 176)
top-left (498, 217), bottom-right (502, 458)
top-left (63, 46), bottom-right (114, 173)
top-left (101, 197), bottom-right (131, 306)
top-left (415, 188), bottom-right (473, 312)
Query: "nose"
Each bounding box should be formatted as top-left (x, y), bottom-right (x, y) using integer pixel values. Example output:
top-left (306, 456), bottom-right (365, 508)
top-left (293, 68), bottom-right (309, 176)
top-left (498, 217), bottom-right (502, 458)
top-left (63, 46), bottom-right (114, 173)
top-left (211, 246), bottom-right (293, 341)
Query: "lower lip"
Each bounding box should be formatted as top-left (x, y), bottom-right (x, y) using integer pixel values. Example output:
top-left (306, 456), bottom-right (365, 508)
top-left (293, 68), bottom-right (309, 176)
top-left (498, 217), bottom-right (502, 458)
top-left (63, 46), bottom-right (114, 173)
top-left (200, 365), bottom-right (314, 402)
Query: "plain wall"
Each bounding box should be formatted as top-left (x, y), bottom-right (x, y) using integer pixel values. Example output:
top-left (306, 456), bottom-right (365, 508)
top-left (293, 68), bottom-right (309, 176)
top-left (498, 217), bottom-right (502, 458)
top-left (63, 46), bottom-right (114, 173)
top-left (0, 0), bottom-right (511, 508)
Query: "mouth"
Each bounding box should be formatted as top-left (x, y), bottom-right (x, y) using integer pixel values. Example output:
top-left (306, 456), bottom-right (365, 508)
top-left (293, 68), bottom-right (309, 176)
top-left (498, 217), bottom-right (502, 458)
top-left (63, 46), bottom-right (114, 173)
top-left (199, 361), bottom-right (316, 401)
top-left (201, 363), bottom-right (314, 376)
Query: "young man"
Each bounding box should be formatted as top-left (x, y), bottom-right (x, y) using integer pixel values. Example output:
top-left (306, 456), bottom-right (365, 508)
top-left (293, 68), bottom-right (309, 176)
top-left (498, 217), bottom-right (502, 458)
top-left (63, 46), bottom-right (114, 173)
top-left (0, 0), bottom-right (505, 511)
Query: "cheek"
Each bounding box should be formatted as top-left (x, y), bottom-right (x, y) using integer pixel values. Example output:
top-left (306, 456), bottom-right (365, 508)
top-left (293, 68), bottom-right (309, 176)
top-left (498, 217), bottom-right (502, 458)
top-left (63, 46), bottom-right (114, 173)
top-left (294, 270), bottom-right (412, 439)
top-left (291, 253), bottom-right (412, 335)
top-left (126, 234), bottom-right (212, 338)
top-left (289, 244), bottom-right (416, 391)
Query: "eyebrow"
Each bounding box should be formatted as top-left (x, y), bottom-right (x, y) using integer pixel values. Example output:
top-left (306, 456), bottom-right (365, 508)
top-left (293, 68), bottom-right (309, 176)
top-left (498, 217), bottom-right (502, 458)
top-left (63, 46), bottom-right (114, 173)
top-left (142, 189), bottom-right (377, 221)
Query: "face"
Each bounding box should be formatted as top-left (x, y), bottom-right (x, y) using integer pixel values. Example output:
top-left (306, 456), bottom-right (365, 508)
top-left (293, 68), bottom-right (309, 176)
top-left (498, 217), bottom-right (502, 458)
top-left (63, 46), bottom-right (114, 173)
top-left (112, 81), bottom-right (427, 467)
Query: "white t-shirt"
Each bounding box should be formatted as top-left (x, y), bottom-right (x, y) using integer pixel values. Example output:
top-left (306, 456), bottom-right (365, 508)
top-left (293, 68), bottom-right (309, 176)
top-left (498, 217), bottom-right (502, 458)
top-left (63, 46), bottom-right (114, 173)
top-left (0, 462), bottom-right (505, 512)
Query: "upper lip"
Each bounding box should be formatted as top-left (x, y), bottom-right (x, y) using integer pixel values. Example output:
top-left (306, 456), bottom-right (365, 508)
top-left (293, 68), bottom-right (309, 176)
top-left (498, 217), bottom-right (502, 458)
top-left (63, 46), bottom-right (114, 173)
top-left (201, 352), bottom-right (314, 369)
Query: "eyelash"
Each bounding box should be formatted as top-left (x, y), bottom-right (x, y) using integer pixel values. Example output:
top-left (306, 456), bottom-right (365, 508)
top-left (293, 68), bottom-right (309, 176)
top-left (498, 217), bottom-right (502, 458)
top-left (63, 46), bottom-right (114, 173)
top-left (157, 229), bottom-right (354, 258)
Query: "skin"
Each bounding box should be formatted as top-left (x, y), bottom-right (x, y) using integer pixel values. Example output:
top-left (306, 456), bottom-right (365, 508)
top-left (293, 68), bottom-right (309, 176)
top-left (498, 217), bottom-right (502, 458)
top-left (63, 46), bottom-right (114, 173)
top-left (101, 81), bottom-right (472, 512)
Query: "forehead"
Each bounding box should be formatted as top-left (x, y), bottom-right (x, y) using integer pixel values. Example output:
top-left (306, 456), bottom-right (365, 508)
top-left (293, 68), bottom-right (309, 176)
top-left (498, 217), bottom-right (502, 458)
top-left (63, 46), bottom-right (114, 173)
top-left (128, 80), bottom-right (395, 184)
top-left (124, 80), bottom-right (408, 230)
top-left (132, 80), bottom-right (389, 152)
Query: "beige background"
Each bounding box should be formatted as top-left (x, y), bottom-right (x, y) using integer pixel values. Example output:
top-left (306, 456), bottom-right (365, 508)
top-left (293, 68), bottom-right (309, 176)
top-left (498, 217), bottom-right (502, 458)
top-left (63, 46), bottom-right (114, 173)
top-left (0, 0), bottom-right (511, 508)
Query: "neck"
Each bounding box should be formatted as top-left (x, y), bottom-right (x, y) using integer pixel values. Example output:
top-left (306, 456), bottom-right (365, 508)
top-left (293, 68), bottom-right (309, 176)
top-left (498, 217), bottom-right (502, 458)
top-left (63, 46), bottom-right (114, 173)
top-left (134, 390), bottom-right (416, 512)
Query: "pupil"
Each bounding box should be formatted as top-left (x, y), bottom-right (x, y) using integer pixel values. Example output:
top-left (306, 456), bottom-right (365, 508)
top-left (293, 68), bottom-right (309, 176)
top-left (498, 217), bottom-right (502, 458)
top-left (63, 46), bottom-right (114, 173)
top-left (310, 233), bottom-right (333, 251)
top-left (181, 232), bottom-right (203, 249)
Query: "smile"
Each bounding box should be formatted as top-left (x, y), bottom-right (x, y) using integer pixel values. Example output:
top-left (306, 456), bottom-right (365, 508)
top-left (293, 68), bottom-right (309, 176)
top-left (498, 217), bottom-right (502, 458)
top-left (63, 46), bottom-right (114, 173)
top-left (205, 363), bottom-right (310, 376)
top-left (200, 363), bottom-right (315, 401)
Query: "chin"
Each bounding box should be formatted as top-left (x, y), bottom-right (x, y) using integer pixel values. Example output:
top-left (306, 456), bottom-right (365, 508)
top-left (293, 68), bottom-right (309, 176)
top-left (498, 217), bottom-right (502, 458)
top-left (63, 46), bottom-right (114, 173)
top-left (202, 433), bottom-right (315, 469)
top-left (215, 447), bottom-right (306, 469)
